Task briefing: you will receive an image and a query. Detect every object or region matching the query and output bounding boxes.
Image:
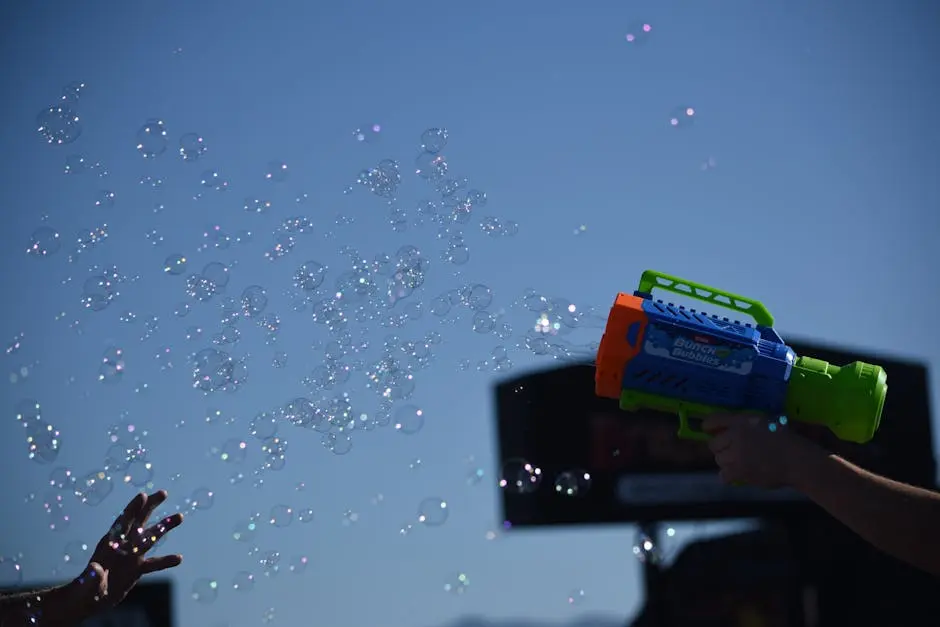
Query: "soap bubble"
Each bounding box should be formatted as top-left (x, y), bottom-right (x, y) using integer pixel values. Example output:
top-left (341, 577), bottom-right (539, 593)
top-left (191, 349), bottom-right (239, 392)
top-left (415, 152), bottom-right (448, 181)
top-left (268, 505), bottom-right (293, 527)
top-left (37, 105), bottom-right (82, 145)
top-left (499, 459), bottom-right (542, 494)
top-left (232, 518), bottom-right (258, 543)
top-left (420, 128), bottom-right (448, 154)
top-left (186, 275), bottom-right (216, 302)
top-left (261, 436), bottom-right (288, 469)
top-left (26, 420), bottom-right (60, 463)
top-left (264, 161), bottom-right (289, 182)
top-left (321, 432), bottom-right (353, 455)
top-left (48, 467), bottom-right (75, 491)
top-left (0, 556), bottom-right (23, 586)
top-left (244, 197), bottom-right (271, 213)
top-left (60, 81), bottom-right (87, 104)
top-left (466, 463), bottom-right (485, 486)
top-left (471, 311), bottom-right (495, 334)
top-left (200, 169), bottom-right (229, 191)
top-left (202, 262), bottom-right (230, 290)
top-left (179, 133), bottom-right (207, 161)
top-left (288, 555), bottom-right (308, 574)
top-left (393, 404), bottom-right (424, 434)
top-left (259, 550), bottom-right (281, 576)
top-left (443, 572), bottom-right (469, 595)
top-left (81, 275), bottom-right (116, 311)
top-left (417, 498), bottom-right (448, 526)
top-left (64, 154), bottom-right (87, 174)
top-left (164, 254), bottom-right (188, 275)
top-left (98, 346), bottom-right (125, 383)
top-left (241, 286), bottom-right (268, 317)
top-left (633, 531), bottom-right (662, 564)
top-left (294, 261), bottom-right (326, 291)
top-left (357, 159), bottom-right (401, 198)
top-left (28, 227), bottom-right (61, 257)
top-left (136, 119), bottom-right (168, 158)
top-left (63, 541), bottom-right (89, 564)
top-left (464, 284), bottom-right (493, 311)
top-left (553, 470), bottom-right (592, 496)
top-left (232, 571), bottom-right (254, 591)
top-left (353, 124), bottom-right (382, 143)
top-left (219, 438), bottom-right (247, 464)
top-left (625, 22), bottom-right (652, 44)
top-left (191, 577), bottom-right (218, 603)
top-left (187, 487), bottom-right (214, 511)
top-left (94, 190), bottom-right (116, 208)
top-left (122, 460), bottom-right (153, 487)
top-left (249, 412), bottom-right (278, 439)
top-left (75, 470), bottom-right (113, 506)
top-left (669, 106), bottom-right (695, 128)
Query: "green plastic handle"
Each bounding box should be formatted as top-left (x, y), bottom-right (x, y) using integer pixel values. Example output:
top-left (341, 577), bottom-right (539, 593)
top-left (677, 408), bottom-right (711, 441)
top-left (637, 270), bottom-right (775, 328)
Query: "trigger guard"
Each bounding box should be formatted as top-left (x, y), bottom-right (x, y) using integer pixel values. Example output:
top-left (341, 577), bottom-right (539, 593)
top-left (678, 409), bottom-right (711, 441)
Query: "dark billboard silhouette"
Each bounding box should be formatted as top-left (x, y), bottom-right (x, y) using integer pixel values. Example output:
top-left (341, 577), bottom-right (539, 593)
top-left (0, 580), bottom-right (172, 627)
top-left (627, 519), bottom-right (940, 627)
top-left (494, 337), bottom-right (937, 625)
top-left (494, 337), bottom-right (935, 526)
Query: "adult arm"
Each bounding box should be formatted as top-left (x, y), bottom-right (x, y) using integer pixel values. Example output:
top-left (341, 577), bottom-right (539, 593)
top-left (789, 445), bottom-right (940, 576)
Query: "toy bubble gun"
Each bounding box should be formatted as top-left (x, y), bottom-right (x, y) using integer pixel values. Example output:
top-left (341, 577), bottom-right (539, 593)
top-left (594, 270), bottom-right (888, 443)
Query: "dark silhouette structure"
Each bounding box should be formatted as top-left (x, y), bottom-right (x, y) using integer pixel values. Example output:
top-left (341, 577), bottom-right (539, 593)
top-left (495, 337), bottom-right (937, 626)
top-left (1, 581), bottom-right (172, 627)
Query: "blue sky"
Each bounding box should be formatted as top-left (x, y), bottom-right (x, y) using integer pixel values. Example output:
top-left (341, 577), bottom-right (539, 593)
top-left (0, 1), bottom-right (938, 626)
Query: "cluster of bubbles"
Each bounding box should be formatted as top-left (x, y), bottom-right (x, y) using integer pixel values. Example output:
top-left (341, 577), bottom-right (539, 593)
top-left (135, 118), bottom-right (209, 163)
top-left (497, 458), bottom-right (593, 499)
top-left (12, 63), bottom-right (695, 615)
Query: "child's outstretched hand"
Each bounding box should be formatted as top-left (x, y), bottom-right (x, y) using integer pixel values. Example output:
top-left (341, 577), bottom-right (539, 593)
top-left (79, 490), bottom-right (184, 611)
top-left (702, 413), bottom-right (819, 489)
top-left (0, 490), bottom-right (184, 627)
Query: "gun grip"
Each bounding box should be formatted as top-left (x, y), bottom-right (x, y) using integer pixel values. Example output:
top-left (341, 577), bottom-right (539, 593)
top-left (677, 408), bottom-right (744, 485)
top-left (677, 408), bottom-right (711, 441)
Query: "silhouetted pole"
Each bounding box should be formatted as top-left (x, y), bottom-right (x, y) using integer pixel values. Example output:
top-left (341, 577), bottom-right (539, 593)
top-left (637, 522), bottom-right (668, 627)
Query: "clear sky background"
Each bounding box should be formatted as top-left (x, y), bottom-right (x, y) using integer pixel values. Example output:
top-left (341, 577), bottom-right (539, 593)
top-left (1, 1), bottom-right (938, 626)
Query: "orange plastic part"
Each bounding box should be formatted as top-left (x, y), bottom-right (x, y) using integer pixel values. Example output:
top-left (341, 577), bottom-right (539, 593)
top-left (595, 293), bottom-right (648, 399)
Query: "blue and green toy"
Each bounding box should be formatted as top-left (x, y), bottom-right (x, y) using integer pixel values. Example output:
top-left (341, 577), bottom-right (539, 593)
top-left (595, 270), bottom-right (887, 443)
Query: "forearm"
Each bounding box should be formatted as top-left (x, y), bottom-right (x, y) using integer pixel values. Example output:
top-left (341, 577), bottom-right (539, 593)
top-left (0, 580), bottom-right (88, 627)
top-left (790, 445), bottom-right (940, 576)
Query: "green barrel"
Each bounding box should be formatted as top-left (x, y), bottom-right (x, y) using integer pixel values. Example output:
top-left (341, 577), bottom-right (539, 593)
top-left (784, 356), bottom-right (888, 444)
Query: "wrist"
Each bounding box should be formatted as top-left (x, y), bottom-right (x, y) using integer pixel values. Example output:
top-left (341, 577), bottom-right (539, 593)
top-left (35, 578), bottom-right (96, 627)
top-left (782, 434), bottom-right (829, 492)
top-left (63, 574), bottom-right (100, 623)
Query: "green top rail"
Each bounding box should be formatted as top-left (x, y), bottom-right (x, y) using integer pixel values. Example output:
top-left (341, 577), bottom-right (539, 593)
top-left (637, 269), bottom-right (775, 328)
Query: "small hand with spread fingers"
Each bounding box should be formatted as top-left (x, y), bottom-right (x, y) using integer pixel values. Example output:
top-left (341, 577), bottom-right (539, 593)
top-left (0, 490), bottom-right (184, 627)
top-left (80, 489), bottom-right (184, 610)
